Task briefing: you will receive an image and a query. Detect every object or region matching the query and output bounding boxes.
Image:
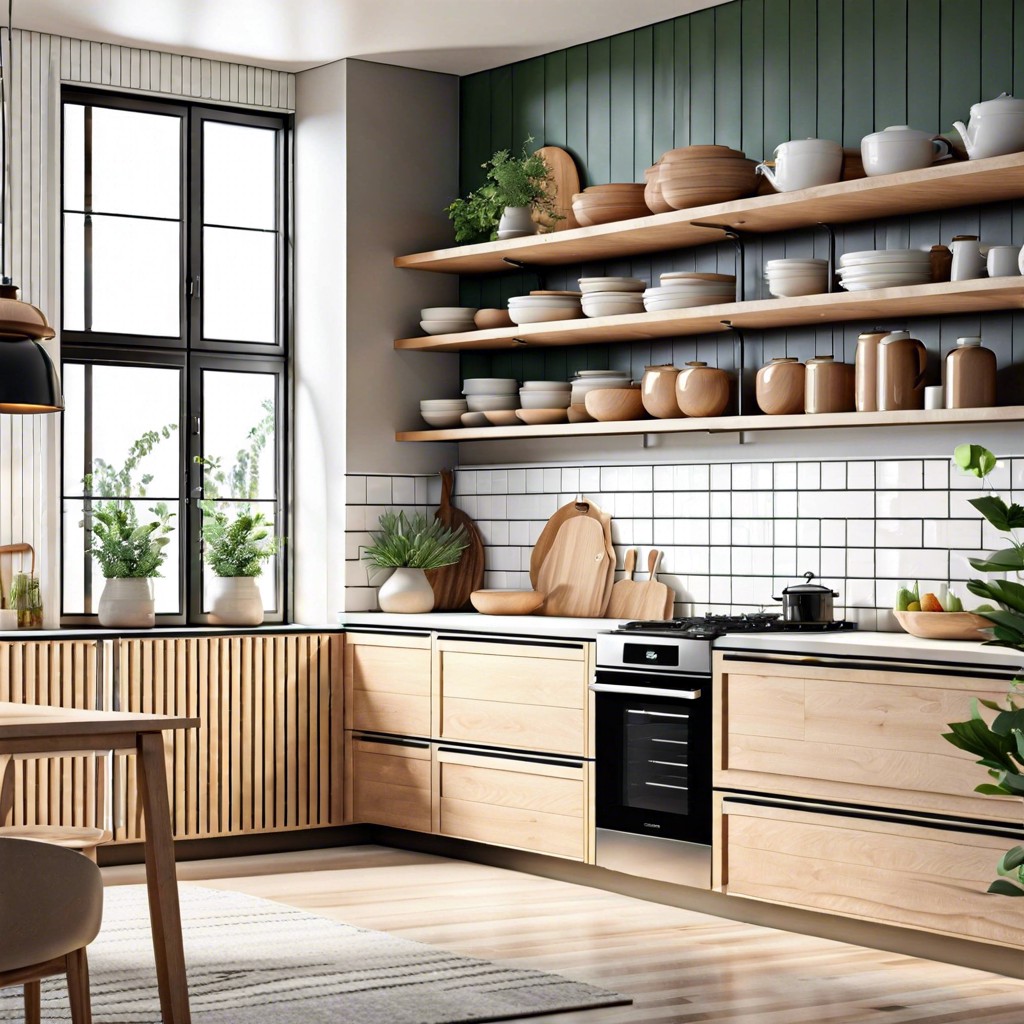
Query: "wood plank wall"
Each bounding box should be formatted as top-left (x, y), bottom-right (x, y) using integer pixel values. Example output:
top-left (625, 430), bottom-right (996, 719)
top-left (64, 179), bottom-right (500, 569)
top-left (456, 0), bottom-right (1024, 393)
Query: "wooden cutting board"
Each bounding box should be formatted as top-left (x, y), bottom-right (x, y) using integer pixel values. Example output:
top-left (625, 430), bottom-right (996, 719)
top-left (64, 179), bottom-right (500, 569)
top-left (607, 549), bottom-right (675, 621)
top-left (530, 497), bottom-right (609, 586)
top-left (535, 516), bottom-right (614, 617)
top-left (606, 548), bottom-right (640, 619)
top-left (424, 469), bottom-right (484, 611)
top-left (534, 146), bottom-right (581, 232)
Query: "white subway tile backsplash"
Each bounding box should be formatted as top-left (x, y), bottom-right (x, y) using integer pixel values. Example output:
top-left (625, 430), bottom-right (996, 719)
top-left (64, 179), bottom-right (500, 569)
top-left (365, 476), bottom-right (392, 504)
top-left (875, 490), bottom-right (948, 518)
top-left (923, 460), bottom-right (949, 489)
top-left (774, 462), bottom-right (797, 489)
top-left (923, 519), bottom-right (981, 549)
top-left (874, 519), bottom-right (923, 548)
top-left (820, 519), bottom-right (846, 547)
top-left (677, 464), bottom-right (710, 490)
top-left (711, 463), bottom-right (731, 490)
top-left (797, 462), bottom-right (821, 490)
top-left (820, 462), bottom-right (847, 490)
top-left (774, 491), bottom-right (799, 517)
top-left (847, 462), bottom-right (875, 489)
top-left (875, 548), bottom-right (950, 580)
top-left (796, 519), bottom-right (820, 546)
top-left (876, 460), bottom-right (923, 490)
top-left (347, 475), bottom-right (367, 505)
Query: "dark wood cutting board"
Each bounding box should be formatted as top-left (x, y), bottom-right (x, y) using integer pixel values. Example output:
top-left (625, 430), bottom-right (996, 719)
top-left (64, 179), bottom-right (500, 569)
top-left (425, 469), bottom-right (485, 611)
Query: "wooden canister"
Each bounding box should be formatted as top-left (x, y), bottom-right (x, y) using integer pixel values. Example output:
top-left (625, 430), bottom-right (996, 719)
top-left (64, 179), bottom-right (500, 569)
top-left (854, 330), bottom-right (890, 412)
top-left (877, 330), bottom-right (926, 411)
top-left (641, 365), bottom-right (682, 418)
top-left (945, 336), bottom-right (996, 408)
top-left (675, 361), bottom-right (731, 417)
top-left (755, 357), bottom-right (805, 415)
top-left (805, 355), bottom-right (855, 413)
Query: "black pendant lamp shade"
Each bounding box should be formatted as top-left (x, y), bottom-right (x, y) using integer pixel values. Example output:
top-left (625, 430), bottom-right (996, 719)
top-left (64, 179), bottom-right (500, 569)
top-left (0, 283), bottom-right (63, 413)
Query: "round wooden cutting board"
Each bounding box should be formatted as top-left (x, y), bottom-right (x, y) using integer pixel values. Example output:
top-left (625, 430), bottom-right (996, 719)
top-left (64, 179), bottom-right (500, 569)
top-left (425, 469), bottom-right (485, 611)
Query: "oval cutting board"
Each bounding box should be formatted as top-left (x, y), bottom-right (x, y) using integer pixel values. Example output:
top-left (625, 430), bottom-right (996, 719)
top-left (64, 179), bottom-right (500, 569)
top-left (534, 146), bottom-right (581, 232)
top-left (425, 469), bottom-right (485, 610)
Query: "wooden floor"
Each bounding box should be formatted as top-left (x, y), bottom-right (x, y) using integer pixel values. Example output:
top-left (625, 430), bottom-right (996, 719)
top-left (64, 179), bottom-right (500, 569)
top-left (103, 845), bottom-right (1024, 1024)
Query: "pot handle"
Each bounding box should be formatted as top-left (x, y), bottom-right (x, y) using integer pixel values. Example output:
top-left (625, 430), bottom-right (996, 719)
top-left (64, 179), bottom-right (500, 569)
top-left (931, 136), bottom-right (952, 162)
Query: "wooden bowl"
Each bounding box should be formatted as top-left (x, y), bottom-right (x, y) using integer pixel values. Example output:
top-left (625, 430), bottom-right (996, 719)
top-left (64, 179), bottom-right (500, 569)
top-left (567, 403), bottom-right (594, 423)
top-left (470, 590), bottom-right (545, 615)
top-left (483, 409), bottom-right (520, 426)
top-left (584, 387), bottom-right (645, 422)
top-left (893, 610), bottom-right (992, 641)
top-left (474, 308), bottom-right (514, 330)
top-left (516, 408), bottom-right (569, 425)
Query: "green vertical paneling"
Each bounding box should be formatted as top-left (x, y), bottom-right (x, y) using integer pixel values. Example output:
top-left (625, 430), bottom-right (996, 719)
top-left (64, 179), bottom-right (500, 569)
top-left (906, 0), bottom-right (940, 130)
top-left (490, 64), bottom-right (513, 154)
top-left (788, 0), bottom-right (817, 139)
top-left (652, 21), bottom-right (675, 159)
top-left (981, 0), bottom-right (1013, 102)
top-left (633, 26), bottom-right (655, 178)
top-left (741, 0), bottom-right (765, 159)
top-left (544, 51), bottom-right (568, 148)
top-left (673, 16), bottom-right (691, 146)
top-left (1015, 0), bottom-right (1024, 97)
top-left (566, 45), bottom-right (589, 182)
top-left (763, 0), bottom-right (791, 153)
top-left (512, 57), bottom-right (545, 151)
top-left (816, 0), bottom-right (843, 139)
top-left (460, 74), bottom-right (491, 194)
top-left (873, 0), bottom-right (907, 131)
top-left (940, 0), bottom-right (980, 132)
top-left (609, 34), bottom-right (635, 182)
top-left (714, 3), bottom-right (743, 149)
top-left (842, 0), bottom-right (874, 146)
top-left (587, 38), bottom-right (611, 183)
top-left (689, 9), bottom-right (716, 144)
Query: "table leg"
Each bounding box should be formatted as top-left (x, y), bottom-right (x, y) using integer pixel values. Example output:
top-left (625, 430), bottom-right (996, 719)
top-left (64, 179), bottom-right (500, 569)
top-left (137, 731), bottom-right (191, 1024)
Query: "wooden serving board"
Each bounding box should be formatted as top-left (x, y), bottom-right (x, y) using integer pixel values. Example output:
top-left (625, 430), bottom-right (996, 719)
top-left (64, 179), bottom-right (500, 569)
top-left (606, 548), bottom-right (640, 619)
top-left (607, 548), bottom-right (675, 620)
top-left (425, 469), bottom-right (485, 610)
top-left (534, 145), bottom-right (581, 232)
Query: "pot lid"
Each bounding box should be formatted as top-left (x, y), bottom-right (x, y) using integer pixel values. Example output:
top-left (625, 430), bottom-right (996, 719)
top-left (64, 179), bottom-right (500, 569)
top-left (780, 571), bottom-right (839, 596)
top-left (970, 92), bottom-right (1024, 116)
top-left (774, 138), bottom-right (841, 152)
top-left (863, 124), bottom-right (935, 143)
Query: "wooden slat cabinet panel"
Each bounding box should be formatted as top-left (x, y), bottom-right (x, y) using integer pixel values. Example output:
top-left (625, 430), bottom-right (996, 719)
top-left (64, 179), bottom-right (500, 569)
top-left (114, 633), bottom-right (343, 842)
top-left (437, 639), bottom-right (589, 757)
top-left (436, 746), bottom-right (587, 861)
top-left (716, 796), bottom-right (1024, 948)
top-left (345, 632), bottom-right (432, 738)
top-left (713, 653), bottom-right (1020, 821)
top-left (0, 640), bottom-right (104, 830)
top-left (347, 734), bottom-right (431, 832)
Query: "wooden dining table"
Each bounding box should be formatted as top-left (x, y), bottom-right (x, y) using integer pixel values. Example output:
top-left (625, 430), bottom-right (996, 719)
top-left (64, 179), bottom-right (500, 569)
top-left (0, 700), bottom-right (199, 1024)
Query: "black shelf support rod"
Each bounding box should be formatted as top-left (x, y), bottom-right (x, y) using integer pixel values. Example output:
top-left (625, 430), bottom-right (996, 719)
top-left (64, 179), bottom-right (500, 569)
top-left (689, 222), bottom-right (748, 303)
top-left (721, 319), bottom-right (746, 418)
top-left (817, 222), bottom-right (838, 292)
top-left (502, 257), bottom-right (547, 292)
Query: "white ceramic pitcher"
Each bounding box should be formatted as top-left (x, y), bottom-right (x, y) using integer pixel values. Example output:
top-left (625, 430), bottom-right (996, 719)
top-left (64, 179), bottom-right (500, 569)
top-left (755, 139), bottom-right (843, 192)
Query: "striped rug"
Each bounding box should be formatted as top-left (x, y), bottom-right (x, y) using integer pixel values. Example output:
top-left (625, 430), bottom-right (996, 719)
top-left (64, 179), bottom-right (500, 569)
top-left (0, 883), bottom-right (629, 1023)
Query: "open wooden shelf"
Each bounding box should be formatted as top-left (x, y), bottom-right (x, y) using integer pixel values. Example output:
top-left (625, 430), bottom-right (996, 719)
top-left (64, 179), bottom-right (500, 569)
top-left (396, 405), bottom-right (1024, 443)
top-left (395, 278), bottom-right (1024, 352)
top-left (394, 153), bottom-right (1024, 275)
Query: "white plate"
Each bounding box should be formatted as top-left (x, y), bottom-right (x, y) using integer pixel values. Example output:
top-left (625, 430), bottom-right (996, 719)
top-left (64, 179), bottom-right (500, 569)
top-left (644, 294), bottom-right (732, 311)
top-left (839, 249), bottom-right (930, 267)
top-left (574, 369), bottom-right (630, 377)
top-left (660, 272), bottom-right (736, 282)
top-left (841, 276), bottom-right (932, 291)
top-left (508, 307), bottom-right (582, 325)
top-left (578, 277), bottom-right (647, 292)
top-left (765, 258), bottom-right (828, 269)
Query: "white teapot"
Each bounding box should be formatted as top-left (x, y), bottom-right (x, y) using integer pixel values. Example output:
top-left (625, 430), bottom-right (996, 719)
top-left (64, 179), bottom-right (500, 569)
top-left (954, 93), bottom-right (1024, 159)
top-left (755, 139), bottom-right (843, 192)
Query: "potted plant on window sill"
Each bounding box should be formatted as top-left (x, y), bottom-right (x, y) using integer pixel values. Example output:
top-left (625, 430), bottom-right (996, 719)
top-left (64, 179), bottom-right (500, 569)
top-left (90, 501), bottom-right (174, 628)
top-left (363, 510), bottom-right (468, 613)
top-left (201, 505), bottom-right (278, 626)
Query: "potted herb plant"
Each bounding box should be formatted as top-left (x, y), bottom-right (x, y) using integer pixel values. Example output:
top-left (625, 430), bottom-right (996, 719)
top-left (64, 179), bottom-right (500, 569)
top-left (200, 505), bottom-right (278, 625)
top-left (90, 501), bottom-right (174, 627)
top-left (444, 138), bottom-right (559, 244)
top-left (362, 510), bottom-right (468, 613)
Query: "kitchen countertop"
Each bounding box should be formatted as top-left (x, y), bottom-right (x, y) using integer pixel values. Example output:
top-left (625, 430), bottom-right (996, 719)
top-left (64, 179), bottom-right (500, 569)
top-left (340, 611), bottom-right (629, 641)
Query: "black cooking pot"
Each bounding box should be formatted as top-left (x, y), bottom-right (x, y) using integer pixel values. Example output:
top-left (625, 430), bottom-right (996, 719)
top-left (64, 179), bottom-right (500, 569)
top-left (773, 571), bottom-right (838, 622)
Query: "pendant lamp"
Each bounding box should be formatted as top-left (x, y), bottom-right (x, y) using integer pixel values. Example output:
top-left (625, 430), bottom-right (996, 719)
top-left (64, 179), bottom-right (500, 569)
top-left (0, 0), bottom-right (62, 414)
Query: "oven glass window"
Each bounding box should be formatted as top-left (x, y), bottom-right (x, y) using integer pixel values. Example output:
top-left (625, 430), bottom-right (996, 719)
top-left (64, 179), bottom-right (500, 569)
top-left (623, 699), bottom-right (689, 815)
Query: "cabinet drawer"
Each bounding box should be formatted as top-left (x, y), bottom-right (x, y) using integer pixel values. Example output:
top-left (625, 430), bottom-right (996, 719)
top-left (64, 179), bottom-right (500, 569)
top-left (714, 654), bottom-right (1020, 820)
top-left (717, 796), bottom-right (1024, 948)
top-left (437, 747), bottom-right (586, 861)
top-left (345, 633), bottom-right (432, 737)
top-left (349, 734), bottom-right (431, 832)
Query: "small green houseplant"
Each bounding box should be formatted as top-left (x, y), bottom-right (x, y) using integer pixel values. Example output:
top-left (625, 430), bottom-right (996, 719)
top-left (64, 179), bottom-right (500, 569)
top-left (362, 510), bottom-right (468, 613)
top-left (444, 139), bottom-right (559, 244)
top-left (942, 444), bottom-right (1024, 895)
top-left (200, 505), bottom-right (278, 625)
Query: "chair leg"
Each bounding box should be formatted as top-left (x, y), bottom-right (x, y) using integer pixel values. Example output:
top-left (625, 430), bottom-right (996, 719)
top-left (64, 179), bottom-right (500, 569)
top-left (0, 755), bottom-right (14, 825)
top-left (65, 947), bottom-right (93, 1024)
top-left (23, 980), bottom-right (41, 1024)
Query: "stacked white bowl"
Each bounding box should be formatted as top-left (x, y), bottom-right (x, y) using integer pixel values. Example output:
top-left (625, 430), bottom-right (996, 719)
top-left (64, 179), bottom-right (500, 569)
top-left (420, 307), bottom-right (478, 335)
top-left (764, 257), bottom-right (830, 297)
top-left (643, 272), bottom-right (736, 312)
top-left (837, 249), bottom-right (932, 291)
top-left (507, 292), bottom-right (583, 325)
top-left (462, 377), bottom-right (520, 412)
top-left (420, 397), bottom-right (468, 428)
top-left (578, 277), bottom-right (647, 318)
top-left (520, 380), bottom-right (572, 410)
top-left (569, 369), bottom-right (633, 421)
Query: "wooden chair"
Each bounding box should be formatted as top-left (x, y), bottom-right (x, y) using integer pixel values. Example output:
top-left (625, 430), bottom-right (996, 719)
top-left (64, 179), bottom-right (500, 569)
top-left (0, 755), bottom-right (112, 862)
top-left (0, 836), bottom-right (104, 1024)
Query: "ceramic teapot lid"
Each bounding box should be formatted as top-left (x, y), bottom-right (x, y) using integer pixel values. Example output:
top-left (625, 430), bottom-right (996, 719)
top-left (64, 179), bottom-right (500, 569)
top-left (971, 93), bottom-right (1024, 116)
top-left (780, 571), bottom-right (838, 596)
top-left (864, 124), bottom-right (935, 143)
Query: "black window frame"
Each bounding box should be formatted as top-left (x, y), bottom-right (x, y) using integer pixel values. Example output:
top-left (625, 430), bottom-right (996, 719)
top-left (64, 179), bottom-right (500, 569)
top-left (60, 86), bottom-right (292, 626)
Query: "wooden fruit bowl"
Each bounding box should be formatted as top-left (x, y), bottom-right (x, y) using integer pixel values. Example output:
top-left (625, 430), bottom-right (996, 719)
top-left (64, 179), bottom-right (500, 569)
top-left (470, 590), bottom-right (545, 615)
top-left (893, 609), bottom-right (992, 641)
top-left (584, 387), bottom-right (645, 422)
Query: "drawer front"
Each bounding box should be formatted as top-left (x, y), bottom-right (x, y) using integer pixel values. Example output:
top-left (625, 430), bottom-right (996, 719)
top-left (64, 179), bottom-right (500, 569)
top-left (349, 735), bottom-right (431, 832)
top-left (718, 796), bottom-right (1024, 948)
top-left (715, 656), bottom-right (1020, 819)
top-left (437, 748), bottom-right (586, 860)
top-left (346, 636), bottom-right (432, 737)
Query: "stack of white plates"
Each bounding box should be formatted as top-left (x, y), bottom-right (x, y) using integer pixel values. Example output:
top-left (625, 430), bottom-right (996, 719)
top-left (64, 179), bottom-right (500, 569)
top-left (764, 258), bottom-right (830, 297)
top-left (462, 377), bottom-right (520, 413)
top-left (837, 249), bottom-right (932, 291)
top-left (520, 380), bottom-right (572, 410)
top-left (578, 277), bottom-right (647, 318)
top-left (578, 277), bottom-right (647, 293)
top-left (507, 293), bottom-right (583, 325)
top-left (420, 307), bottom-right (477, 335)
top-left (644, 272), bottom-right (736, 311)
top-left (420, 397), bottom-right (468, 428)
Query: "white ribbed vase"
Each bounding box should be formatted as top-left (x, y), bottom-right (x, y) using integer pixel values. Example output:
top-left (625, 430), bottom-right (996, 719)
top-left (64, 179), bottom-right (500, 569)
top-left (377, 567), bottom-right (435, 613)
top-left (97, 578), bottom-right (156, 628)
top-left (209, 576), bottom-right (264, 626)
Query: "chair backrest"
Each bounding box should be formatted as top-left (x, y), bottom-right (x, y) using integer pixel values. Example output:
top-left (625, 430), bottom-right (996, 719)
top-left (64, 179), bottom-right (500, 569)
top-left (0, 837), bottom-right (103, 973)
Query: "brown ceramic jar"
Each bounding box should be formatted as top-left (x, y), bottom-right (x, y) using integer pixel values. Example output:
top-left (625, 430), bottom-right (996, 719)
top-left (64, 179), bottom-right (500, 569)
top-left (945, 336), bottom-right (996, 408)
top-left (675, 361), bottom-right (731, 417)
top-left (755, 357), bottom-right (805, 415)
top-left (877, 330), bottom-right (926, 411)
top-left (641, 365), bottom-right (683, 418)
top-left (804, 355), bottom-right (855, 413)
top-left (854, 330), bottom-right (891, 412)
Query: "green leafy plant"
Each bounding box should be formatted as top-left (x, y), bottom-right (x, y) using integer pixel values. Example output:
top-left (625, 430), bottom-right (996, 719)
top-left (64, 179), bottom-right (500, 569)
top-left (89, 501), bottom-right (174, 579)
top-left (362, 511), bottom-right (467, 576)
top-left (942, 443), bottom-right (1024, 895)
top-left (444, 138), bottom-right (559, 243)
top-left (200, 505), bottom-right (277, 577)
top-left (84, 423), bottom-right (177, 498)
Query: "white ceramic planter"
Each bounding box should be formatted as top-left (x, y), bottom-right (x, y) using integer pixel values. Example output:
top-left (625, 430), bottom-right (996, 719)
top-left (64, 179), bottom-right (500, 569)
top-left (497, 205), bottom-right (539, 240)
top-left (97, 577), bottom-right (156, 628)
top-left (377, 567), bottom-right (435, 613)
top-left (209, 575), bottom-right (264, 626)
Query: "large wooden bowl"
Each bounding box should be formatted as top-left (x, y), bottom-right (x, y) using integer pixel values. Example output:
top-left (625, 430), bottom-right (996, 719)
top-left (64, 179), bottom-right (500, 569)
top-left (584, 386), bottom-right (645, 421)
top-left (893, 610), bottom-right (992, 641)
top-left (470, 590), bottom-right (545, 615)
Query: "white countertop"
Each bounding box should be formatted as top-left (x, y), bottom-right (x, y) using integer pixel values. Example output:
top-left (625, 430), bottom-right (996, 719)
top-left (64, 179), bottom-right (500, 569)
top-left (339, 611), bottom-right (628, 641)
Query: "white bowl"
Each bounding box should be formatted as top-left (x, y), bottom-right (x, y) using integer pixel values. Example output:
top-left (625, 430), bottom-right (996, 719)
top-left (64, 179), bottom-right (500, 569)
top-left (421, 411), bottom-right (465, 428)
top-left (420, 399), bottom-right (468, 409)
top-left (465, 394), bottom-right (521, 412)
top-left (573, 369), bottom-right (631, 378)
top-left (521, 380), bottom-right (571, 390)
top-left (520, 390), bottom-right (573, 409)
top-left (420, 319), bottom-right (476, 336)
top-left (578, 276), bottom-right (647, 293)
top-left (420, 306), bottom-right (478, 319)
top-left (766, 275), bottom-right (829, 297)
top-left (765, 258), bottom-right (829, 270)
top-left (462, 377), bottom-right (519, 394)
top-left (644, 294), bottom-right (732, 312)
top-left (508, 306), bottom-right (582, 325)
top-left (581, 292), bottom-right (646, 317)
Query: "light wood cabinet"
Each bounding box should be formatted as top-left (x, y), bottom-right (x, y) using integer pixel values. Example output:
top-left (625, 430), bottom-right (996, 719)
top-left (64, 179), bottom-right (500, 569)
top-left (345, 631), bottom-right (432, 737)
top-left (347, 734), bottom-right (431, 832)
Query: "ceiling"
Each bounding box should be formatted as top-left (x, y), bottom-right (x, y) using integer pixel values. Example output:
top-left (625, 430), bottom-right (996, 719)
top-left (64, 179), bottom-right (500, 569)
top-left (15, 0), bottom-right (728, 76)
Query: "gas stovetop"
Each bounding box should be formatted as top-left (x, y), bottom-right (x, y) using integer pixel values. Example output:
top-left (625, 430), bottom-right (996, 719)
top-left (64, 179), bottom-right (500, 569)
top-left (617, 613), bottom-right (858, 640)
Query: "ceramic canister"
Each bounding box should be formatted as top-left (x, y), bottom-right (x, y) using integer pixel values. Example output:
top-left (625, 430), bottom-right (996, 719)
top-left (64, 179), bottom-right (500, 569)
top-left (945, 336), bottom-right (997, 409)
top-left (674, 361), bottom-right (731, 418)
top-left (755, 357), bottom-right (805, 415)
top-left (854, 330), bottom-right (892, 412)
top-left (641, 365), bottom-right (682, 418)
top-left (877, 330), bottom-right (927, 411)
top-left (804, 355), bottom-right (854, 414)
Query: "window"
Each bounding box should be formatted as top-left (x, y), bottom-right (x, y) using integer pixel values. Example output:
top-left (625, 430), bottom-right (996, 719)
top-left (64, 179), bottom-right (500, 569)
top-left (60, 89), bottom-right (290, 624)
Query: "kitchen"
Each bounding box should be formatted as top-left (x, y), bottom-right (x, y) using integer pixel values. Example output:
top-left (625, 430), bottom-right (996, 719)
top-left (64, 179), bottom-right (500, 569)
top-left (1, 0), bottom-right (1023, 1022)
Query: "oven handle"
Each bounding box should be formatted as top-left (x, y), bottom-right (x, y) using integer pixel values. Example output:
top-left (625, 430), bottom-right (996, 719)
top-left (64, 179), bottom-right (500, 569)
top-left (589, 682), bottom-right (702, 700)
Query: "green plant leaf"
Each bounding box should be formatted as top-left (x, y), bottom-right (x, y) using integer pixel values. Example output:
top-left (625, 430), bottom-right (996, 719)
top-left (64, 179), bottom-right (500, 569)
top-left (975, 783), bottom-right (1012, 795)
top-left (987, 879), bottom-right (1024, 896)
top-left (997, 845), bottom-right (1024, 873)
top-left (954, 443), bottom-right (997, 478)
top-left (968, 495), bottom-right (1024, 531)
top-left (969, 548), bottom-right (1024, 573)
